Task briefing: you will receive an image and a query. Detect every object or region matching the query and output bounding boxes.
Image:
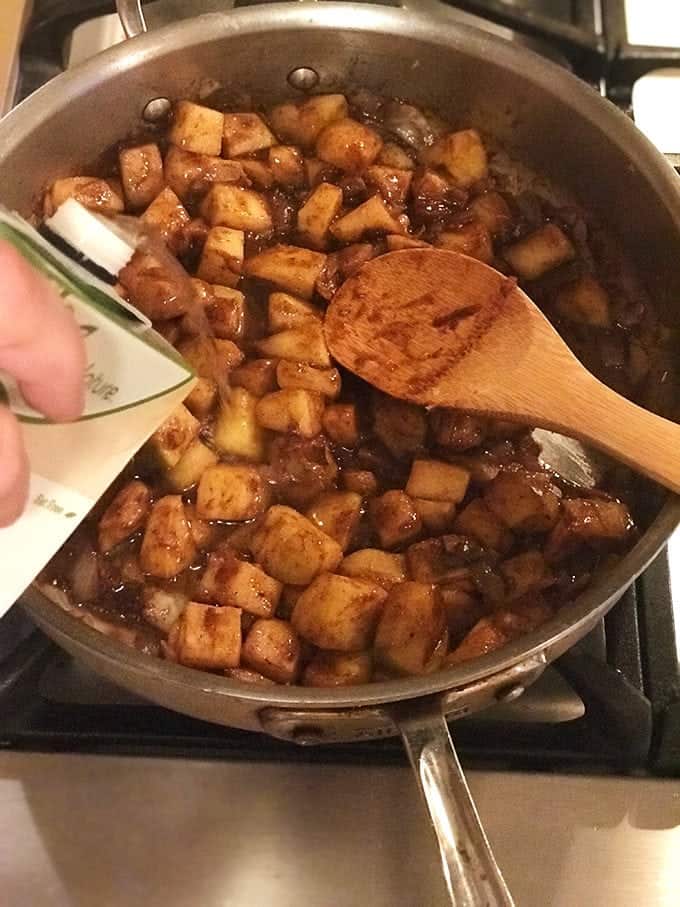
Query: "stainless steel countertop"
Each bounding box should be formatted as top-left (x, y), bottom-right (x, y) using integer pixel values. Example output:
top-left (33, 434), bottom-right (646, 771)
top-left (1, 753), bottom-right (678, 907)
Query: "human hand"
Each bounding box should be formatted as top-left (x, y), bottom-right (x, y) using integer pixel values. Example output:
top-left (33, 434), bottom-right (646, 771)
top-left (0, 241), bottom-right (86, 526)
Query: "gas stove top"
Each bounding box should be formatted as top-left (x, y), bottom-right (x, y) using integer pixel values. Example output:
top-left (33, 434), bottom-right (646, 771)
top-left (3, 0), bottom-right (680, 776)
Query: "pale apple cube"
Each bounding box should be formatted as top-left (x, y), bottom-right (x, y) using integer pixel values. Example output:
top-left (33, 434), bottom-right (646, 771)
top-left (169, 100), bottom-right (224, 156)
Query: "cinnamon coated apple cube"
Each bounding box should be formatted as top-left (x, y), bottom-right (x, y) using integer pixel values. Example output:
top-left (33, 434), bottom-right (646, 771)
top-left (306, 491), bottom-right (363, 551)
top-left (98, 480), bottom-right (151, 554)
top-left (413, 499), bottom-right (457, 534)
top-left (377, 141), bottom-right (415, 170)
top-left (555, 275), bottom-right (611, 327)
top-left (196, 464), bottom-right (269, 521)
top-left (297, 182), bottom-right (344, 249)
top-left (405, 459), bottom-right (471, 504)
top-left (435, 222), bottom-right (493, 264)
top-left (244, 244), bottom-right (327, 299)
top-left (268, 145), bottom-right (305, 187)
top-left (118, 143), bottom-right (165, 209)
top-left (141, 186), bottom-right (190, 250)
top-left (240, 159), bottom-right (275, 189)
top-left (364, 166), bottom-right (413, 210)
top-left (213, 387), bottom-right (266, 461)
top-left (268, 291), bottom-right (321, 332)
top-left (184, 377), bottom-right (218, 418)
top-left (239, 618), bottom-right (299, 683)
top-left (423, 128), bottom-right (488, 188)
top-left (322, 403), bottom-right (360, 447)
top-left (118, 251), bottom-right (191, 321)
top-left (340, 470), bottom-right (378, 497)
top-left (140, 496), bottom-right (197, 578)
top-left (503, 224), bottom-right (576, 280)
top-left (166, 439), bottom-right (218, 492)
top-left (330, 195), bottom-right (403, 243)
top-left (256, 322), bottom-right (331, 367)
top-left (176, 336), bottom-right (243, 381)
top-left (546, 498), bottom-right (632, 562)
top-left (197, 227), bottom-right (244, 287)
top-left (164, 146), bottom-right (245, 200)
top-left (230, 359), bottom-right (279, 397)
top-left (142, 585), bottom-right (189, 634)
top-left (277, 361), bottom-right (341, 398)
top-left (339, 549), bottom-right (407, 588)
top-left (484, 468), bottom-right (562, 533)
top-left (500, 550), bottom-right (556, 600)
top-left (370, 490), bottom-right (422, 549)
top-left (45, 176), bottom-right (124, 217)
top-left (270, 94), bottom-right (349, 147)
top-left (169, 602), bottom-right (241, 669)
top-left (169, 100), bottom-right (224, 156)
top-left (207, 286), bottom-right (246, 340)
top-left (292, 573), bottom-right (387, 651)
top-left (147, 404), bottom-right (200, 469)
top-left (200, 549), bottom-right (282, 617)
top-left (468, 191), bottom-right (512, 237)
top-left (251, 505), bottom-right (343, 585)
top-left (316, 117), bottom-right (383, 172)
top-left (454, 498), bottom-right (513, 553)
top-left (374, 582), bottom-right (447, 675)
top-left (303, 651), bottom-right (373, 687)
top-left (255, 388), bottom-right (325, 438)
top-left (222, 112), bottom-right (275, 157)
top-left (445, 616), bottom-right (508, 666)
top-left (201, 184), bottom-right (272, 232)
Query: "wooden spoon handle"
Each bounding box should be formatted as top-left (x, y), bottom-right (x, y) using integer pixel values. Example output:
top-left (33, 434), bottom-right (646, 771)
top-left (541, 370), bottom-right (680, 494)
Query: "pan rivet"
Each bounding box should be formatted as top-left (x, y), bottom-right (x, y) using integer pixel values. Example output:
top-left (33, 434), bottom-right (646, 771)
top-left (287, 67), bottom-right (320, 92)
top-left (142, 97), bottom-right (172, 123)
top-left (495, 683), bottom-right (525, 704)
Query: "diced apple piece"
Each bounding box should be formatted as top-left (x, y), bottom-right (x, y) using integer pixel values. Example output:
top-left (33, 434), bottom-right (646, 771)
top-left (270, 94), bottom-right (349, 147)
top-left (176, 336), bottom-right (243, 381)
top-left (413, 499), bottom-right (456, 534)
top-left (546, 498), bottom-right (633, 562)
top-left (306, 491), bottom-right (362, 551)
top-left (140, 495), bottom-right (196, 578)
top-left (365, 166), bottom-right (413, 210)
top-left (241, 618), bottom-right (301, 683)
top-left (268, 291), bottom-right (321, 332)
top-left (341, 470), bottom-right (378, 496)
top-left (256, 322), bottom-right (330, 366)
top-left (169, 602), bottom-right (241, 669)
top-left (169, 100), bottom-right (224, 156)
top-left (303, 651), bottom-right (373, 687)
top-left (201, 184), bottom-right (272, 232)
top-left (141, 186), bottom-right (190, 250)
top-left (222, 112), bottom-right (275, 157)
top-left (430, 409), bottom-right (486, 450)
top-left (251, 505), bottom-right (343, 585)
top-left (45, 177), bottom-right (124, 217)
top-left (164, 146), bottom-right (245, 200)
top-left (339, 549), bottom-right (407, 588)
top-left (555, 275), bottom-right (611, 327)
top-left (230, 359), bottom-right (279, 398)
top-left (435, 222), bottom-right (493, 264)
top-left (445, 617), bottom-right (508, 666)
top-left (184, 378), bottom-right (218, 418)
top-left (277, 361), bottom-right (341, 398)
top-left (377, 141), bottom-right (415, 170)
top-left (385, 235), bottom-right (430, 251)
top-left (370, 490), bottom-right (422, 549)
top-left (330, 195), bottom-right (403, 243)
top-left (454, 498), bottom-right (513, 552)
top-left (292, 572), bottom-right (387, 651)
top-left (500, 550), bottom-right (556, 600)
top-left (240, 159), bottom-right (274, 189)
top-left (268, 145), bottom-right (305, 187)
top-left (244, 244), bottom-right (327, 299)
top-left (118, 251), bottom-right (191, 321)
top-left (316, 117), bottom-right (383, 173)
top-left (405, 458), bottom-right (471, 504)
top-left (297, 182), bottom-right (343, 249)
top-left (207, 286), bottom-right (246, 340)
top-left (147, 404), bottom-right (199, 469)
top-left (213, 387), bottom-right (265, 462)
top-left (422, 129), bottom-right (488, 188)
top-left (98, 480), bottom-right (151, 553)
top-left (484, 468), bottom-right (562, 533)
top-left (374, 582), bottom-right (446, 675)
top-left (255, 388), bottom-right (325, 438)
top-left (118, 143), bottom-right (164, 209)
top-left (196, 464), bottom-right (269, 521)
top-left (373, 395), bottom-right (426, 456)
top-left (200, 548), bottom-right (282, 617)
top-left (468, 191), bottom-right (512, 237)
top-left (166, 439), bottom-right (218, 492)
top-left (142, 585), bottom-right (189, 634)
top-left (322, 403), bottom-right (360, 447)
top-left (197, 227), bottom-right (244, 287)
top-left (503, 224), bottom-right (575, 280)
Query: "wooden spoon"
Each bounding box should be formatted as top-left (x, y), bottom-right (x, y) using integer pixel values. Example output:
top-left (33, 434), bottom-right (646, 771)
top-left (324, 248), bottom-right (680, 494)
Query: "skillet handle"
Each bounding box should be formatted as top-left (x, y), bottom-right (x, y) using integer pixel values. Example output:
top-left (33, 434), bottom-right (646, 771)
top-left (116, 0), bottom-right (148, 38)
top-left (395, 701), bottom-right (515, 907)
